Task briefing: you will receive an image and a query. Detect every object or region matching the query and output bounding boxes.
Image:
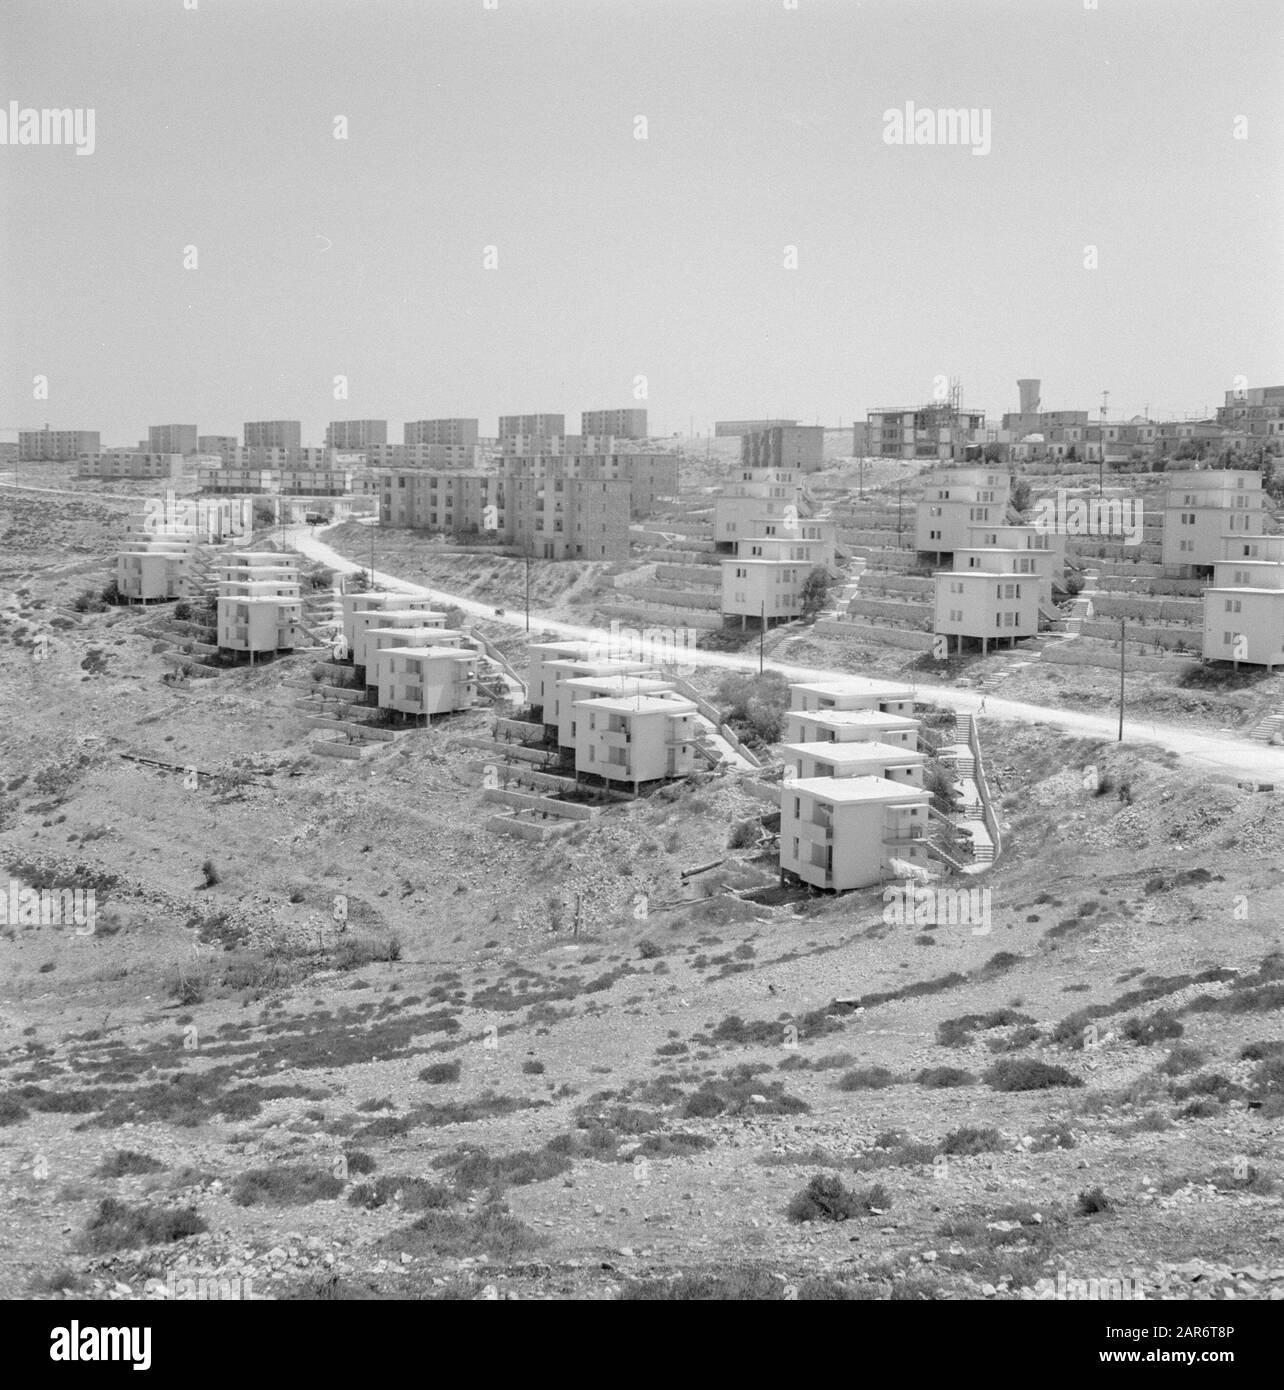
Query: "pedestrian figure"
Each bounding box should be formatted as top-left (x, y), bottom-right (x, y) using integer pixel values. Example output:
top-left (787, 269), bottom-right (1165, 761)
top-left (979, 696), bottom-right (987, 713)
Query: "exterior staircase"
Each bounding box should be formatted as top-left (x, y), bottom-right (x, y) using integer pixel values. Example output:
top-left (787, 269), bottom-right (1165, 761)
top-left (1249, 710), bottom-right (1284, 744)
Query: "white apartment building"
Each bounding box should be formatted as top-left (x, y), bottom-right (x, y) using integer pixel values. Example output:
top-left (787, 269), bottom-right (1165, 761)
top-left (572, 694), bottom-right (698, 789)
top-left (1162, 470), bottom-right (1264, 575)
top-left (788, 679), bottom-right (915, 719)
top-left (365, 627), bottom-right (463, 688)
top-left (526, 640), bottom-right (601, 720)
top-left (720, 533), bottom-right (829, 625)
top-left (780, 776), bottom-right (931, 891)
top-left (540, 657), bottom-right (660, 742)
top-left (116, 536), bottom-right (201, 601)
top-left (1221, 533), bottom-right (1284, 564)
top-left (713, 467), bottom-right (804, 550)
top-left (934, 553), bottom-right (1040, 653)
top-left (1202, 559), bottom-right (1284, 669)
top-left (967, 522), bottom-right (1066, 586)
top-left (782, 740), bottom-right (927, 787)
top-left (375, 646), bottom-right (478, 717)
top-left (915, 468), bottom-right (1013, 554)
top-left (351, 608), bottom-right (450, 672)
top-left (783, 708), bottom-right (920, 747)
top-left (216, 595), bottom-right (303, 654)
top-left (557, 673), bottom-right (675, 750)
top-left (148, 424), bottom-right (198, 455)
top-left (339, 592), bottom-right (447, 654)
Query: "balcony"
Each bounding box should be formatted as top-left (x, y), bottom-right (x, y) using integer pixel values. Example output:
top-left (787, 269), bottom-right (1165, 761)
top-left (598, 729), bottom-right (631, 748)
top-left (806, 821), bottom-right (834, 842)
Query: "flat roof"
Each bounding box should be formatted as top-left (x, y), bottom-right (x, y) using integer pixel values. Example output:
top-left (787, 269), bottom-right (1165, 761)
top-left (791, 709), bottom-right (919, 727)
top-left (577, 695), bottom-right (697, 715)
top-left (1204, 586), bottom-right (1284, 596)
top-left (791, 679), bottom-right (914, 699)
top-left (788, 775), bottom-right (929, 804)
top-left (358, 609), bottom-right (446, 621)
top-left (382, 646), bottom-right (476, 660)
top-left (562, 676), bottom-right (673, 694)
top-left (783, 741), bottom-right (927, 763)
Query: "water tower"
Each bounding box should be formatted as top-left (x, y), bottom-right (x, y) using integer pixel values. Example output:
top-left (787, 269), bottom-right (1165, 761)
top-left (1017, 379), bottom-right (1041, 416)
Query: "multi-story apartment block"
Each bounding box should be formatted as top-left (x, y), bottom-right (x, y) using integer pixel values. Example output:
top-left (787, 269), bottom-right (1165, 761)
top-left (1201, 558), bottom-right (1284, 669)
top-left (720, 533), bottom-right (829, 626)
top-left (526, 640), bottom-right (601, 720)
top-left (364, 625), bottom-right (461, 673)
top-left (499, 414), bottom-right (565, 439)
top-left (581, 409), bottom-right (648, 439)
top-left (741, 425), bottom-right (825, 474)
top-left (502, 452), bottom-right (678, 517)
top-left (199, 465), bottom-right (354, 496)
top-left (339, 592), bottom-right (447, 654)
top-left (782, 740), bottom-right (928, 787)
top-left (19, 428), bottom-right (100, 461)
top-left (715, 419), bottom-right (799, 437)
top-left (788, 680), bottom-right (916, 719)
top-left (116, 536), bottom-right (202, 602)
top-left (243, 420), bottom-right (302, 451)
top-left (1215, 385), bottom-right (1284, 440)
top-left (934, 553), bottom-right (1040, 654)
top-left (868, 405), bottom-right (986, 461)
top-left (378, 469), bottom-right (496, 530)
top-left (375, 646), bottom-right (478, 717)
top-left (538, 657), bottom-right (660, 742)
top-left (556, 673), bottom-right (675, 750)
top-left (915, 467), bottom-right (1012, 554)
top-left (1161, 470), bottom-right (1264, 576)
top-left (344, 603), bottom-right (449, 670)
top-left (78, 452), bottom-right (186, 480)
top-left (352, 443), bottom-right (480, 470)
top-left (147, 424), bottom-right (198, 455)
top-left (198, 435), bottom-right (237, 455)
top-left (403, 419), bottom-right (479, 448)
top-left (783, 708), bottom-right (920, 748)
top-left (213, 551), bottom-right (303, 655)
top-left (572, 694), bottom-right (698, 789)
top-left (967, 521), bottom-right (1066, 587)
top-left (713, 466), bottom-right (805, 550)
top-left (326, 420), bottom-right (387, 449)
top-left (780, 776), bottom-right (931, 890)
top-left (952, 544), bottom-right (1053, 604)
top-left (503, 474), bottom-right (632, 561)
top-left (216, 596), bottom-right (304, 655)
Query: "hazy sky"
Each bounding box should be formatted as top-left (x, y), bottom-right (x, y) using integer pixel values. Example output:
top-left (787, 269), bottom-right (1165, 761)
top-left (2, 0), bottom-right (1281, 445)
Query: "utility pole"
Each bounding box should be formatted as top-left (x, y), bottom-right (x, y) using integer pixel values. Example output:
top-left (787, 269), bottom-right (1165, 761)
top-left (759, 600), bottom-right (765, 675)
top-left (1118, 616), bottom-right (1126, 742)
top-left (525, 551), bottom-right (531, 633)
top-left (897, 482), bottom-right (904, 547)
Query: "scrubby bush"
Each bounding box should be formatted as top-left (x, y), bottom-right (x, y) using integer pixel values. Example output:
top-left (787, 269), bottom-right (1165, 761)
top-left (915, 1067), bottom-right (976, 1089)
top-left (786, 1174), bottom-right (888, 1223)
top-left (984, 1058), bottom-right (1082, 1092)
top-left (419, 1061), bottom-right (461, 1084)
top-left (836, 1066), bottom-right (897, 1091)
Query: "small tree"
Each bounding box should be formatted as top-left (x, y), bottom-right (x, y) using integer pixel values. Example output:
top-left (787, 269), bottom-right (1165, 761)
top-left (799, 567), bottom-right (833, 619)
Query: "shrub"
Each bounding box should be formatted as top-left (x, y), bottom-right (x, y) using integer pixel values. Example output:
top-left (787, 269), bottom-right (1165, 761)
top-left (344, 1150), bottom-right (376, 1175)
top-left (915, 1067), bottom-right (976, 1089)
top-left (96, 1150), bottom-right (165, 1178)
top-left (940, 1126), bottom-right (1005, 1156)
top-left (984, 1058), bottom-right (1082, 1092)
top-left (200, 859), bottom-right (220, 887)
top-left (836, 1066), bottom-right (896, 1091)
top-left (637, 939), bottom-right (663, 960)
top-left (521, 1060), bottom-right (546, 1076)
top-left (231, 1166), bottom-right (345, 1207)
top-left (0, 1093), bottom-right (29, 1126)
top-left (786, 1174), bottom-right (887, 1223)
top-left (1075, 1186), bottom-right (1113, 1216)
top-left (1121, 1012), bottom-right (1183, 1046)
top-left (419, 1061), bottom-right (461, 1085)
top-left (81, 1198), bottom-right (207, 1253)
